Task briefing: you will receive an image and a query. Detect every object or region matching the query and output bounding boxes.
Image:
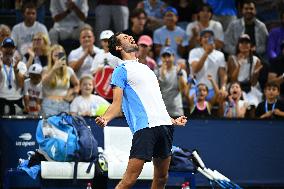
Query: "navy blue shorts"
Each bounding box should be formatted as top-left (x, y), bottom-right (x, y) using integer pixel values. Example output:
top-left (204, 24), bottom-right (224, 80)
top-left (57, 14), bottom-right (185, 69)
top-left (129, 125), bottom-right (174, 162)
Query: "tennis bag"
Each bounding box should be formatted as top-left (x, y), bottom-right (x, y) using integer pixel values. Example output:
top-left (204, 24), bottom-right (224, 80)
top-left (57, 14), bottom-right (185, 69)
top-left (36, 113), bottom-right (98, 162)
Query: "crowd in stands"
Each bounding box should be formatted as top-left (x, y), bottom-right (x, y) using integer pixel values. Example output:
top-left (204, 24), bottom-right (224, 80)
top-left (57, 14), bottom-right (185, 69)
top-left (0, 0), bottom-right (284, 119)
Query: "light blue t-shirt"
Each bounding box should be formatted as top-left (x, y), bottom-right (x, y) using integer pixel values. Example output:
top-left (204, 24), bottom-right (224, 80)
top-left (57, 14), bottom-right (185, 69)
top-left (153, 26), bottom-right (189, 61)
top-left (111, 59), bottom-right (172, 134)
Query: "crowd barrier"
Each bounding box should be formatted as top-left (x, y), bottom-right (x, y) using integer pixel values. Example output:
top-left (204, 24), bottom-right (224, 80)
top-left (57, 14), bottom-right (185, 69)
top-left (0, 117), bottom-right (284, 188)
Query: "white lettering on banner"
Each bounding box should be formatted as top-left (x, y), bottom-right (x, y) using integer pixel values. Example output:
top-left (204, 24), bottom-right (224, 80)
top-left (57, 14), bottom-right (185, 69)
top-left (15, 141), bottom-right (36, 147)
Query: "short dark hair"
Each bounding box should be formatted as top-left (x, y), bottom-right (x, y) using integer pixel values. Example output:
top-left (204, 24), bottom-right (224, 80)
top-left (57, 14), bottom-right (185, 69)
top-left (241, 0), bottom-right (255, 9)
top-left (264, 81), bottom-right (280, 91)
top-left (130, 8), bottom-right (147, 18)
top-left (197, 3), bottom-right (213, 14)
top-left (22, 1), bottom-right (37, 12)
top-left (108, 32), bottom-right (123, 60)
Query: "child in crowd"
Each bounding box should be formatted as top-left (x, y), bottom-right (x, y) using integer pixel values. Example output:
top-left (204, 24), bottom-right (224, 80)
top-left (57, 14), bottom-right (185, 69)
top-left (185, 75), bottom-right (219, 118)
top-left (220, 82), bottom-right (248, 118)
top-left (255, 81), bottom-right (284, 119)
top-left (23, 64), bottom-right (43, 116)
top-left (70, 75), bottom-right (110, 116)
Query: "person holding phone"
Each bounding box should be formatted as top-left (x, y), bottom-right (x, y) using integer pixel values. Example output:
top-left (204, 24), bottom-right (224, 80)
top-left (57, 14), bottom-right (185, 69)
top-left (41, 44), bottom-right (79, 116)
top-left (188, 29), bottom-right (227, 102)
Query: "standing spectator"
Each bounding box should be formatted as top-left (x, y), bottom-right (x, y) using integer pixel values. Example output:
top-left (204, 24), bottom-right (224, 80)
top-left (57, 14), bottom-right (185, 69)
top-left (186, 3), bottom-right (224, 50)
top-left (91, 30), bottom-right (121, 74)
top-left (23, 63), bottom-right (43, 116)
top-left (42, 45), bottom-right (79, 116)
top-left (12, 2), bottom-right (49, 56)
top-left (136, 35), bottom-right (157, 71)
top-left (227, 34), bottom-right (263, 108)
top-left (156, 47), bottom-right (187, 117)
top-left (220, 82), bottom-right (248, 118)
top-left (207, 0), bottom-right (237, 31)
top-left (224, 0), bottom-right (268, 58)
top-left (136, 0), bottom-right (166, 31)
top-left (68, 25), bottom-right (103, 79)
top-left (94, 0), bottom-right (129, 46)
top-left (185, 75), bottom-right (219, 118)
top-left (49, 0), bottom-right (89, 44)
top-left (188, 29), bottom-right (227, 101)
top-left (123, 8), bottom-right (152, 43)
top-left (153, 6), bottom-right (188, 62)
top-left (15, 0), bottom-right (46, 24)
top-left (255, 81), bottom-right (284, 119)
top-left (267, 12), bottom-right (284, 60)
top-left (70, 75), bottom-right (110, 116)
top-left (268, 42), bottom-right (284, 100)
top-left (24, 32), bottom-right (50, 69)
top-left (0, 38), bottom-right (27, 115)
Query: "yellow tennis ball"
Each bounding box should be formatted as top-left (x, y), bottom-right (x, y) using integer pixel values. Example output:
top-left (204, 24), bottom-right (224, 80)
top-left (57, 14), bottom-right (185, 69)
top-left (95, 104), bottom-right (109, 116)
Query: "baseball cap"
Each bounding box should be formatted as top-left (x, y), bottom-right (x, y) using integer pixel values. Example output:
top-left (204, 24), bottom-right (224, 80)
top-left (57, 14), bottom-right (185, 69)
top-left (161, 47), bottom-right (174, 56)
top-left (200, 29), bottom-right (214, 37)
top-left (238, 34), bottom-right (251, 43)
top-left (137, 35), bottom-right (153, 46)
top-left (164, 6), bottom-right (178, 16)
top-left (1, 37), bottom-right (15, 48)
top-left (100, 30), bottom-right (114, 40)
top-left (28, 64), bottom-right (43, 75)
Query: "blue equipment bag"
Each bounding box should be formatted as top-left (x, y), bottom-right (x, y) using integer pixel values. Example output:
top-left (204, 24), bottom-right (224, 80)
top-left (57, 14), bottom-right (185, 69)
top-left (36, 112), bottom-right (98, 162)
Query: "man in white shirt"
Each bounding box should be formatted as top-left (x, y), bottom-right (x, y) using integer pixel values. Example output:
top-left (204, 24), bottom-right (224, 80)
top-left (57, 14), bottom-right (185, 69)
top-left (189, 29), bottom-right (227, 100)
top-left (49, 0), bottom-right (89, 44)
top-left (11, 2), bottom-right (49, 56)
top-left (0, 38), bottom-right (27, 115)
top-left (68, 25), bottom-right (103, 79)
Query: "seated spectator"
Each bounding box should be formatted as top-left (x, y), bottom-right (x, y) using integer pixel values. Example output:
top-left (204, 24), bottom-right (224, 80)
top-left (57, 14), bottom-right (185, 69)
top-left (186, 3), bottom-right (224, 50)
top-left (255, 81), bottom-right (284, 119)
top-left (0, 24), bottom-right (11, 45)
top-left (24, 32), bottom-right (50, 69)
top-left (68, 25), bottom-right (103, 79)
top-left (136, 0), bottom-right (167, 31)
top-left (94, 0), bottom-right (129, 46)
top-left (23, 64), bottom-right (43, 116)
top-left (49, 0), bottom-right (89, 44)
top-left (70, 75), bottom-right (110, 116)
top-left (156, 47), bottom-right (187, 117)
top-left (42, 45), bottom-right (79, 116)
top-left (153, 6), bottom-right (188, 62)
top-left (267, 12), bottom-right (284, 60)
top-left (91, 30), bottom-right (121, 74)
top-left (207, 0), bottom-right (237, 31)
top-left (0, 38), bottom-right (27, 115)
top-left (15, 0), bottom-right (46, 24)
top-left (224, 0), bottom-right (268, 58)
top-left (268, 42), bottom-right (284, 100)
top-left (136, 35), bottom-right (157, 71)
top-left (220, 82), bottom-right (248, 118)
top-left (188, 29), bottom-right (227, 101)
top-left (170, 0), bottom-right (201, 30)
top-left (123, 8), bottom-right (152, 43)
top-left (11, 2), bottom-right (49, 56)
top-left (185, 75), bottom-right (219, 118)
top-left (227, 34), bottom-right (263, 109)
top-left (0, 24), bottom-right (12, 57)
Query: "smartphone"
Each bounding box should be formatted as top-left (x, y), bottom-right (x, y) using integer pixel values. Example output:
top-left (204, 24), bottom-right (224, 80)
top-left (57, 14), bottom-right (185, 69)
top-left (58, 52), bottom-right (66, 60)
top-left (208, 36), bottom-right (214, 45)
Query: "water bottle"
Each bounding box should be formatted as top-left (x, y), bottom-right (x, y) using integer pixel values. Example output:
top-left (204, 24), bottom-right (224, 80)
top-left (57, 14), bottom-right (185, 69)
top-left (185, 181), bottom-right (190, 189)
top-left (86, 182), bottom-right (92, 189)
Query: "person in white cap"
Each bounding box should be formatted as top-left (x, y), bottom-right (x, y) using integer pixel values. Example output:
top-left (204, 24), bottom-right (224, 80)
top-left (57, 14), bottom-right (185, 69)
top-left (91, 30), bottom-right (121, 74)
top-left (23, 64), bottom-right (43, 116)
top-left (68, 25), bottom-right (103, 79)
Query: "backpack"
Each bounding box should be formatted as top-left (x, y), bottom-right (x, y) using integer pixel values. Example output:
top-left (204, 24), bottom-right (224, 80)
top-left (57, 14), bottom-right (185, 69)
top-left (36, 113), bottom-right (98, 162)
